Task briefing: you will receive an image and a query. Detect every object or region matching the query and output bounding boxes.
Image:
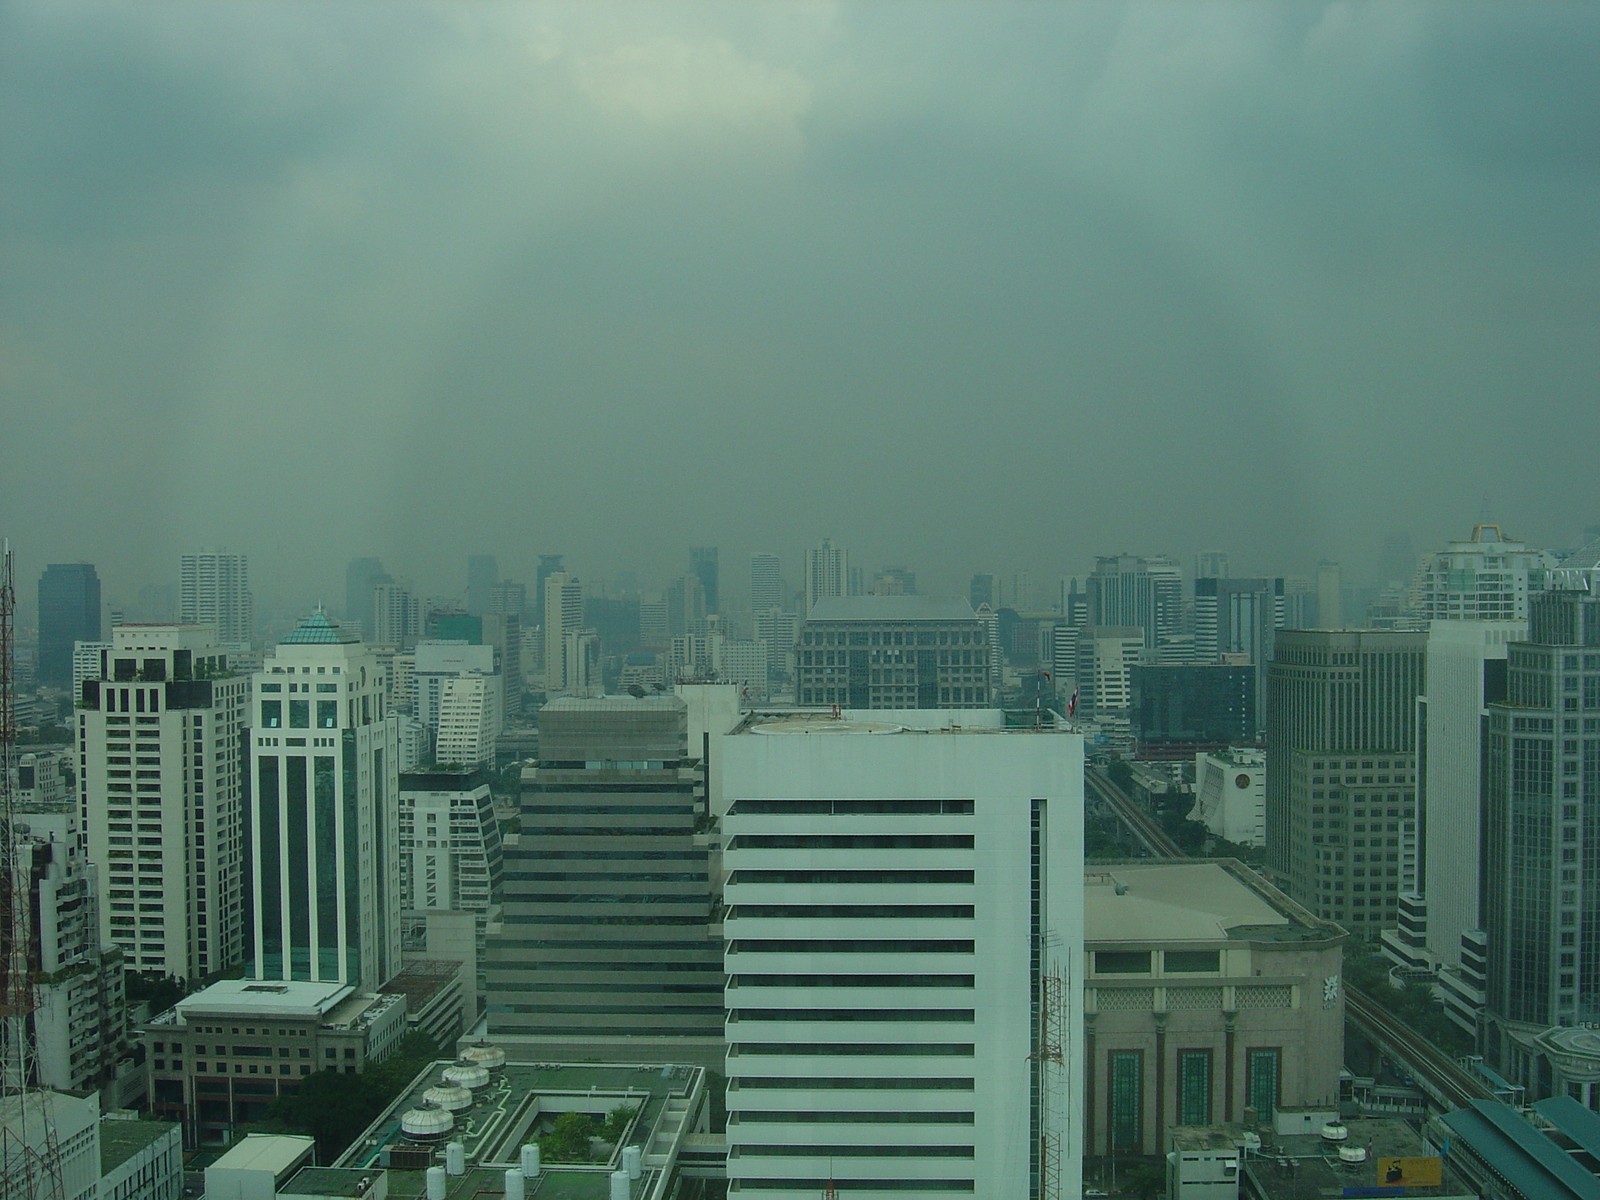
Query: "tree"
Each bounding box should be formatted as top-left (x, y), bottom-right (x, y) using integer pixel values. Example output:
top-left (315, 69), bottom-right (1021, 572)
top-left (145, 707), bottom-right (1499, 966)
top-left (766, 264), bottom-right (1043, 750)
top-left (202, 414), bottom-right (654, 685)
top-left (265, 1031), bottom-right (441, 1161)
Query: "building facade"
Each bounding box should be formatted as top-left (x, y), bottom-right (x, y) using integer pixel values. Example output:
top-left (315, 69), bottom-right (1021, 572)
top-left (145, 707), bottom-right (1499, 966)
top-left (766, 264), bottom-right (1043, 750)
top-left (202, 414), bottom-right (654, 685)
top-left (1129, 664), bottom-right (1255, 761)
top-left (38, 562), bottom-right (102, 687)
top-left (751, 553), bottom-right (783, 616)
top-left (803, 538), bottom-right (847, 617)
top-left (1412, 525), bottom-right (1558, 623)
top-left (720, 712), bottom-right (1085, 1198)
top-left (248, 611), bottom-right (401, 990)
top-left (1265, 630), bottom-right (1425, 937)
top-left (179, 553), bottom-right (252, 648)
top-left (79, 626), bottom-right (249, 979)
top-left (795, 596), bottom-right (993, 709)
top-left (1190, 748), bottom-right (1267, 847)
top-left (541, 572), bottom-right (584, 694)
top-left (397, 767), bottom-right (503, 918)
top-left (1087, 555), bottom-right (1185, 662)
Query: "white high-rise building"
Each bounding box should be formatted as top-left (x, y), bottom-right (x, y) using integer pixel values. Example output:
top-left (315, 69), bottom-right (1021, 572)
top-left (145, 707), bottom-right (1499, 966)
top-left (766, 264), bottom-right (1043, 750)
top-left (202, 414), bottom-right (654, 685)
top-left (1411, 524), bottom-right (1559, 622)
top-left (751, 553), bottom-right (783, 615)
top-left (78, 625), bottom-right (249, 978)
top-left (720, 710), bottom-right (1084, 1198)
top-left (72, 640), bottom-right (111, 699)
top-left (248, 611), bottom-right (400, 989)
top-left (434, 674), bottom-right (497, 767)
top-left (397, 766), bottom-right (503, 918)
top-left (180, 551), bottom-right (253, 647)
top-left (804, 538), bottom-right (847, 617)
top-left (542, 572), bottom-right (585, 693)
top-left (411, 641), bottom-right (500, 733)
top-left (371, 581), bottom-right (422, 649)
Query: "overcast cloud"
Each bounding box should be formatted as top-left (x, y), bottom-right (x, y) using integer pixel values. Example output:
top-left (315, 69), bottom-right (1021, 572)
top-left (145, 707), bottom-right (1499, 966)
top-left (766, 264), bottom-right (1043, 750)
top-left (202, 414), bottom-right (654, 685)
top-left (3, 1), bottom-right (1597, 616)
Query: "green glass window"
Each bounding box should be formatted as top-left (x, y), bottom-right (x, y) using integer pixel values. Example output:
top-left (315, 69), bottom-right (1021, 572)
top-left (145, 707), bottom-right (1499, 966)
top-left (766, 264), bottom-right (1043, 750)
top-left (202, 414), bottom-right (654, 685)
top-left (1178, 1051), bottom-right (1212, 1126)
top-left (1247, 1049), bottom-right (1280, 1120)
top-left (289, 700), bottom-right (310, 728)
top-left (261, 700), bottom-right (281, 728)
top-left (317, 701), bottom-right (337, 728)
top-left (1109, 1051), bottom-right (1142, 1151)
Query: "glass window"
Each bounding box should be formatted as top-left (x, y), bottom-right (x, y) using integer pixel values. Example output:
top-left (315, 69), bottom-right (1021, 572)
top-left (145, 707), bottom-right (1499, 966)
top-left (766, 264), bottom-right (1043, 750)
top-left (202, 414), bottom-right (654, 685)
top-left (260, 701), bottom-right (281, 728)
top-left (1178, 1050), bottom-right (1212, 1126)
top-left (289, 700), bottom-right (310, 728)
top-left (1165, 950), bottom-right (1220, 974)
top-left (1109, 1051), bottom-right (1142, 1152)
top-left (317, 701), bottom-right (337, 728)
top-left (1247, 1048), bottom-right (1280, 1120)
top-left (1095, 950), bottom-right (1151, 974)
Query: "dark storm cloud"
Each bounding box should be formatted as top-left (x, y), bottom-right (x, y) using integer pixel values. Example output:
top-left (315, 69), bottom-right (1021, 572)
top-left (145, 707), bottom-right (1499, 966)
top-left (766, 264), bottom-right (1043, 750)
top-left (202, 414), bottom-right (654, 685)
top-left (2, 2), bottom-right (1597, 616)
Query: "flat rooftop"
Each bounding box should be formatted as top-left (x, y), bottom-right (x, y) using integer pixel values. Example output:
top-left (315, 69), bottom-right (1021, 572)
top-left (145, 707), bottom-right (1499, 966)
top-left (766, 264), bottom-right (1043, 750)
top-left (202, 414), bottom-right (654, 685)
top-left (98, 1116), bottom-right (176, 1174)
top-left (174, 979), bottom-right (353, 1020)
top-left (209, 1133), bottom-right (315, 1174)
top-left (378, 961), bottom-right (462, 1011)
top-left (1086, 860), bottom-right (1341, 944)
top-left (1242, 1116), bottom-right (1476, 1200)
top-left (805, 595), bottom-right (978, 622)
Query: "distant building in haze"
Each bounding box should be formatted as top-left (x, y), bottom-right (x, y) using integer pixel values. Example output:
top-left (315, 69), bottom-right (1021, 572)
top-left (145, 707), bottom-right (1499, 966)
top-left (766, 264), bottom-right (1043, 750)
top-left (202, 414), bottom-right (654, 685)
top-left (542, 572), bottom-right (585, 694)
top-left (1130, 663), bottom-right (1256, 760)
top-left (750, 553), bottom-right (783, 614)
top-left (690, 546), bottom-right (719, 615)
top-left (1087, 555), bottom-right (1186, 662)
top-left (796, 596), bottom-right (992, 709)
top-left (180, 551), bottom-right (252, 647)
top-left (804, 538), bottom-right (848, 617)
top-left (970, 572), bottom-right (996, 612)
top-left (37, 562), bottom-right (101, 687)
top-left (344, 557), bottom-right (389, 640)
top-left (1412, 524), bottom-right (1559, 623)
top-left (466, 554), bottom-right (498, 617)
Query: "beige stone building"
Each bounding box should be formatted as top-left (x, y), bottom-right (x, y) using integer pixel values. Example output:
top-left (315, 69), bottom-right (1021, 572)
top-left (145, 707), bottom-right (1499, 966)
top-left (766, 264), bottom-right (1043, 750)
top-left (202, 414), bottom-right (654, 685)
top-left (1084, 859), bottom-right (1346, 1159)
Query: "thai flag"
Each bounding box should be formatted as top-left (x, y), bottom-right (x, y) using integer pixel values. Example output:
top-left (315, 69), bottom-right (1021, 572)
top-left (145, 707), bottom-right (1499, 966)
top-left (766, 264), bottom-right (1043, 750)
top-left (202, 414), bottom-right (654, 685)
top-left (1067, 688), bottom-right (1079, 718)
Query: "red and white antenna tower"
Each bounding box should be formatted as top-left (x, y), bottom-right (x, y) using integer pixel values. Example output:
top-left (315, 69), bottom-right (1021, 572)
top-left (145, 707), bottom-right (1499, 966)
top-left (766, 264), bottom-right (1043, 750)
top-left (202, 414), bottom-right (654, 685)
top-left (0, 541), bottom-right (68, 1200)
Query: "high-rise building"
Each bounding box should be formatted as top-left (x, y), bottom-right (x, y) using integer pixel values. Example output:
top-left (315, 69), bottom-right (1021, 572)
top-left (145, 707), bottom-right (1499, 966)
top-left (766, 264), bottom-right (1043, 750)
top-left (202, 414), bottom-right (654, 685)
top-left (344, 557), bottom-right (389, 639)
top-left (434, 675), bottom-right (497, 767)
top-left (542, 572), bottom-right (584, 694)
top-left (78, 625), bottom-right (249, 978)
top-left (180, 551), bottom-right (252, 647)
top-left (535, 554), bottom-right (565, 602)
top-left (397, 766), bottom-right (503, 919)
top-left (37, 563), bottom-right (101, 687)
top-left (1314, 561), bottom-right (1343, 629)
top-left (488, 579), bottom-right (527, 619)
top-left (484, 696), bottom-right (723, 1051)
top-left (872, 566), bottom-right (917, 596)
top-left (1480, 575), bottom-right (1600, 1094)
top-left (482, 611), bottom-right (523, 719)
top-left (1087, 555), bottom-right (1185, 660)
top-left (248, 611), bottom-right (400, 989)
top-left (690, 546), bottom-right (719, 615)
top-left (970, 572), bottom-right (996, 612)
top-left (666, 573), bottom-right (707, 636)
top-left (1193, 576), bottom-right (1286, 721)
top-left (466, 554), bottom-right (498, 617)
top-left (1265, 630), bottom-right (1425, 934)
top-left (753, 607), bottom-right (799, 684)
top-left (371, 580), bottom-right (421, 648)
top-left (804, 538), bottom-right (848, 617)
top-left (750, 553), bottom-right (783, 615)
top-left (720, 710), bottom-right (1084, 1198)
top-left (1129, 663), bottom-right (1256, 761)
top-left (1194, 550), bottom-right (1230, 580)
top-left (795, 596), bottom-right (993, 709)
top-left (411, 641), bottom-right (500, 734)
top-left (1412, 525), bottom-right (1559, 623)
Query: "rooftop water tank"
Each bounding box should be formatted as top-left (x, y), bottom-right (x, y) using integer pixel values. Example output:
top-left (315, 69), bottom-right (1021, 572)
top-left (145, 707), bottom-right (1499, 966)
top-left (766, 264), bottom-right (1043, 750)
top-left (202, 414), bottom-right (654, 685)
top-left (442, 1060), bottom-right (491, 1091)
top-left (401, 1103), bottom-right (454, 1142)
top-left (425, 1166), bottom-right (446, 1200)
top-left (460, 1040), bottom-right (507, 1071)
top-left (445, 1141), bottom-right (466, 1176)
top-left (424, 1084), bottom-right (473, 1112)
top-left (1339, 1145), bottom-right (1368, 1165)
top-left (1321, 1123), bottom-right (1349, 1142)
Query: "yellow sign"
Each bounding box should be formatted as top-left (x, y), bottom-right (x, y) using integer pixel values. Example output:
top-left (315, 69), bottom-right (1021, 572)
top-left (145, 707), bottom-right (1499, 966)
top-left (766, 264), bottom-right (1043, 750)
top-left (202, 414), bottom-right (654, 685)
top-left (1376, 1157), bottom-right (1442, 1186)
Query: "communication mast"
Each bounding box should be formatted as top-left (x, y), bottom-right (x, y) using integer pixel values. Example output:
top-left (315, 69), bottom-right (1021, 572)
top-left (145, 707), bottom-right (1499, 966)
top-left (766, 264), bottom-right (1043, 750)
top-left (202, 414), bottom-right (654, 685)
top-left (1032, 943), bottom-right (1069, 1200)
top-left (0, 541), bottom-right (68, 1200)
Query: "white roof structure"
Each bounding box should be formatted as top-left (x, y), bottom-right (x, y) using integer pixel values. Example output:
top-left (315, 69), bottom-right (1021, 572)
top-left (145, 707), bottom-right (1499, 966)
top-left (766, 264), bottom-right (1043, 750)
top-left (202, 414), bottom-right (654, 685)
top-left (207, 1132), bottom-right (315, 1174)
top-left (176, 978), bottom-right (353, 1020)
top-left (1085, 862), bottom-right (1289, 943)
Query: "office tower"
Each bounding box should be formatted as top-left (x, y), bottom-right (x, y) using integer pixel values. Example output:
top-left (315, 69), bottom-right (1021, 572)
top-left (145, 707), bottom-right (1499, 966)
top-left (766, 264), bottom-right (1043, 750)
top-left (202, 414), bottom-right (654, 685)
top-left (1282, 576), bottom-right (1317, 629)
top-left (1076, 627), bottom-right (1144, 716)
top-left (804, 538), bottom-right (848, 616)
top-left (1314, 560), bottom-right (1343, 629)
top-left (1412, 525), bottom-right (1559, 622)
top-left (689, 546), bottom-right (719, 615)
top-left (398, 766), bottom-right (503, 919)
top-left (542, 572), bottom-right (584, 694)
top-left (1129, 663), bottom-right (1256, 760)
top-left (970, 572), bottom-right (996, 612)
top-left (434, 675), bottom-right (498, 767)
top-left (1194, 550), bottom-right (1229, 580)
top-left (795, 596), bottom-right (992, 709)
top-left (535, 554), bottom-right (565, 602)
top-left (344, 557), bottom-right (389, 638)
top-left (1480, 577), bottom-right (1600, 1093)
top-left (78, 626), bottom-right (248, 978)
top-left (482, 612), bottom-right (523, 719)
top-left (484, 696), bottom-right (723, 1050)
top-left (1086, 555), bottom-right (1185, 660)
top-left (1265, 629), bottom-right (1426, 934)
top-left (466, 554), bottom-right (498, 617)
top-left (721, 712), bottom-right (1084, 1198)
top-left (371, 580), bottom-right (421, 648)
top-left (411, 641), bottom-right (500, 734)
top-left (666, 573), bottom-right (707, 636)
top-left (248, 611), bottom-right (400, 989)
top-left (1011, 570), bottom-right (1035, 612)
top-left (488, 579), bottom-right (527, 618)
top-left (872, 566), bottom-right (916, 596)
top-left (750, 553), bottom-right (783, 614)
top-left (73, 641), bottom-right (111, 699)
top-left (753, 608), bottom-right (799, 683)
top-left (10, 809), bottom-right (127, 1092)
top-left (1193, 576), bottom-right (1286, 720)
top-left (639, 598), bottom-right (669, 643)
top-left (37, 563), bottom-right (101, 686)
top-left (1374, 531), bottom-right (1416, 590)
top-left (180, 551), bottom-right (252, 647)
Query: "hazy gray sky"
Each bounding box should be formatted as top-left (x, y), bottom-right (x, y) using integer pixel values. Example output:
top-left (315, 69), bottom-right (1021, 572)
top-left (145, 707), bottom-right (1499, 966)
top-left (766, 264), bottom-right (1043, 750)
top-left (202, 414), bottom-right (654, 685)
top-left (3, 1), bottom-right (1597, 616)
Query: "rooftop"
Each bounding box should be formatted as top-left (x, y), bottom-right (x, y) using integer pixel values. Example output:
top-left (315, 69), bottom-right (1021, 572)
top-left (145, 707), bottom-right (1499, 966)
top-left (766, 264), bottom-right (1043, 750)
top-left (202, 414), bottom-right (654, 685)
top-left (1241, 1116), bottom-right (1475, 1200)
top-left (99, 1115), bottom-right (178, 1174)
top-left (378, 961), bottom-right (463, 1012)
top-left (543, 695), bottom-right (685, 712)
top-left (280, 610), bottom-right (360, 645)
top-left (172, 978), bottom-right (355, 1021)
top-left (1441, 1100), bottom-right (1600, 1200)
top-left (805, 595), bottom-right (979, 622)
top-left (1086, 860), bottom-right (1341, 944)
top-left (209, 1132), bottom-right (316, 1175)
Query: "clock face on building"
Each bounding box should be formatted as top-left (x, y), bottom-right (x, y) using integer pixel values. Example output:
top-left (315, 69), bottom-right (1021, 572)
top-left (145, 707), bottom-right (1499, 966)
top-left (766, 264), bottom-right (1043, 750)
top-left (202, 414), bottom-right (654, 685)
top-left (1236, 774), bottom-right (1251, 789)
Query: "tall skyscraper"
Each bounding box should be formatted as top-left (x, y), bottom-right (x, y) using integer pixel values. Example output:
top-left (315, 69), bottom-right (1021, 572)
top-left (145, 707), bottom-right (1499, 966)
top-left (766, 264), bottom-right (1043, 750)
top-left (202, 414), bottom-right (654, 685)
top-left (750, 553), bottom-right (783, 615)
top-left (1314, 560), bottom-right (1343, 629)
top-left (181, 551), bottom-right (252, 647)
top-left (804, 538), bottom-right (848, 617)
top-left (970, 573), bottom-right (996, 612)
top-left (344, 557), bottom-right (389, 638)
top-left (371, 580), bottom-right (421, 648)
top-left (666, 573), bottom-right (707, 636)
top-left (1412, 525), bottom-right (1559, 622)
top-left (248, 611), bottom-right (400, 989)
top-left (37, 562), bottom-right (101, 686)
top-left (872, 565), bottom-right (917, 596)
top-left (1086, 555), bottom-right (1185, 660)
top-left (1481, 575), bottom-right (1600, 1092)
top-left (1193, 576), bottom-right (1286, 721)
top-left (542, 572), bottom-right (584, 694)
top-left (484, 696), bottom-right (723, 1050)
top-left (78, 625), bottom-right (249, 978)
top-left (535, 554), bottom-right (565, 603)
top-left (466, 554), bottom-right (498, 617)
top-left (721, 711), bottom-right (1084, 1198)
top-left (434, 674), bottom-right (498, 767)
top-left (689, 546), bottom-right (719, 615)
top-left (1265, 629), bottom-right (1425, 934)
